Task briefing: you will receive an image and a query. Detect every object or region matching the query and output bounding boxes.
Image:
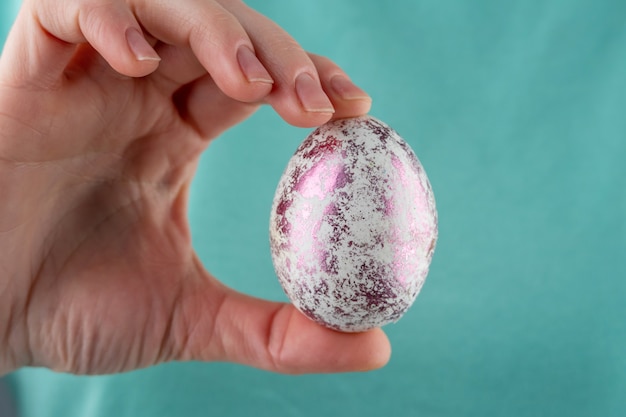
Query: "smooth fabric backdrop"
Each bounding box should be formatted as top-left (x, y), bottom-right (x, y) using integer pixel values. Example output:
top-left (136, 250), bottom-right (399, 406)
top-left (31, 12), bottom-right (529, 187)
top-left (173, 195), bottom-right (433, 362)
top-left (2, 1), bottom-right (625, 416)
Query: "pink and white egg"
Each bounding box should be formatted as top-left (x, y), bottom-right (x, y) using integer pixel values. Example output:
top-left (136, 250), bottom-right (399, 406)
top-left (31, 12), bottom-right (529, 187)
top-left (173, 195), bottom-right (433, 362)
top-left (270, 115), bottom-right (437, 332)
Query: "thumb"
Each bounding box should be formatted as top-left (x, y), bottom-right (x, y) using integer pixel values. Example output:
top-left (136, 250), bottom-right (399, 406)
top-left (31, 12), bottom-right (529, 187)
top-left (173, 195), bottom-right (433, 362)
top-left (172, 259), bottom-right (391, 374)
top-left (0, 0), bottom-right (159, 86)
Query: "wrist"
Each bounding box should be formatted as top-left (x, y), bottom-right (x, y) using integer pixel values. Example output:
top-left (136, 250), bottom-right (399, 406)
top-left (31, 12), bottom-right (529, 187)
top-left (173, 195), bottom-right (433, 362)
top-left (0, 227), bottom-right (35, 376)
top-left (0, 301), bottom-right (20, 375)
top-left (0, 285), bottom-right (31, 375)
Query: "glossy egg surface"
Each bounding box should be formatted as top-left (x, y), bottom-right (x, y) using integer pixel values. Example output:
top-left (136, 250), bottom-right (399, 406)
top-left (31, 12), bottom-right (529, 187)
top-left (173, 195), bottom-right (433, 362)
top-left (269, 115), bottom-right (437, 332)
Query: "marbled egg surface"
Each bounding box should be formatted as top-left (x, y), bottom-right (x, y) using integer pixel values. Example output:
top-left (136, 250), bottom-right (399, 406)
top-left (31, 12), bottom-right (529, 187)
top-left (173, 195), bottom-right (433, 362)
top-left (269, 115), bottom-right (438, 332)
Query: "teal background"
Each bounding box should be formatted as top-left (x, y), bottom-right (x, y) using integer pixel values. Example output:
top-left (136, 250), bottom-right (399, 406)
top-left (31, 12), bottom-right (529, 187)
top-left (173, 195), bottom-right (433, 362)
top-left (2, 0), bottom-right (626, 416)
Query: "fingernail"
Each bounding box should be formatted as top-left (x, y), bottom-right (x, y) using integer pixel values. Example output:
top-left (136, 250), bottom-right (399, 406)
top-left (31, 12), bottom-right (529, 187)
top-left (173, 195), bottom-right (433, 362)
top-left (330, 75), bottom-right (371, 101)
top-left (126, 27), bottom-right (160, 62)
top-left (295, 73), bottom-right (334, 113)
top-left (237, 45), bottom-right (274, 84)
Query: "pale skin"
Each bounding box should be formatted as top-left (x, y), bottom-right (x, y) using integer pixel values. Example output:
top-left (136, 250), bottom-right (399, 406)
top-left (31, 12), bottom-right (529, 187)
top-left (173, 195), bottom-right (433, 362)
top-left (0, 0), bottom-right (391, 375)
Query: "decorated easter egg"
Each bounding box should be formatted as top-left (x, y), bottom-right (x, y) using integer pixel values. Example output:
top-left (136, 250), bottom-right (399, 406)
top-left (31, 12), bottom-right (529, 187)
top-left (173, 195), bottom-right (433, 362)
top-left (269, 115), bottom-right (437, 332)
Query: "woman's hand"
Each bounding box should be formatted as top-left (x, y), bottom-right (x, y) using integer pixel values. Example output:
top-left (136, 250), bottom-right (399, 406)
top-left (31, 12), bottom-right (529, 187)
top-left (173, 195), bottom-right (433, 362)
top-left (0, 0), bottom-right (390, 375)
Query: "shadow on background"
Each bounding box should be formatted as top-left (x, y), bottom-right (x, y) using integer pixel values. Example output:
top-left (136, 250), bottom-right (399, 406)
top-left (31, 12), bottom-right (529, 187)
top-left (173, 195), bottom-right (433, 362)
top-left (0, 378), bottom-right (17, 417)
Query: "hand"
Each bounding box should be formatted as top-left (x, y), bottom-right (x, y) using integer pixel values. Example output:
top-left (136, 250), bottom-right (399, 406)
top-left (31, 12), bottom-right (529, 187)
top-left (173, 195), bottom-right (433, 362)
top-left (0, 0), bottom-right (390, 375)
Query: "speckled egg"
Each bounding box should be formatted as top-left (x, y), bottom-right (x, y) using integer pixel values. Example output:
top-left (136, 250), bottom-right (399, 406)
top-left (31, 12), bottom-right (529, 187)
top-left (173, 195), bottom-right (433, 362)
top-left (269, 115), bottom-right (437, 332)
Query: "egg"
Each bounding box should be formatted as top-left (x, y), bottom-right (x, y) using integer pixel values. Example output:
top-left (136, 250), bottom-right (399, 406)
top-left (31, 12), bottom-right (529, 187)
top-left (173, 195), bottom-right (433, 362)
top-left (269, 115), bottom-right (437, 332)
